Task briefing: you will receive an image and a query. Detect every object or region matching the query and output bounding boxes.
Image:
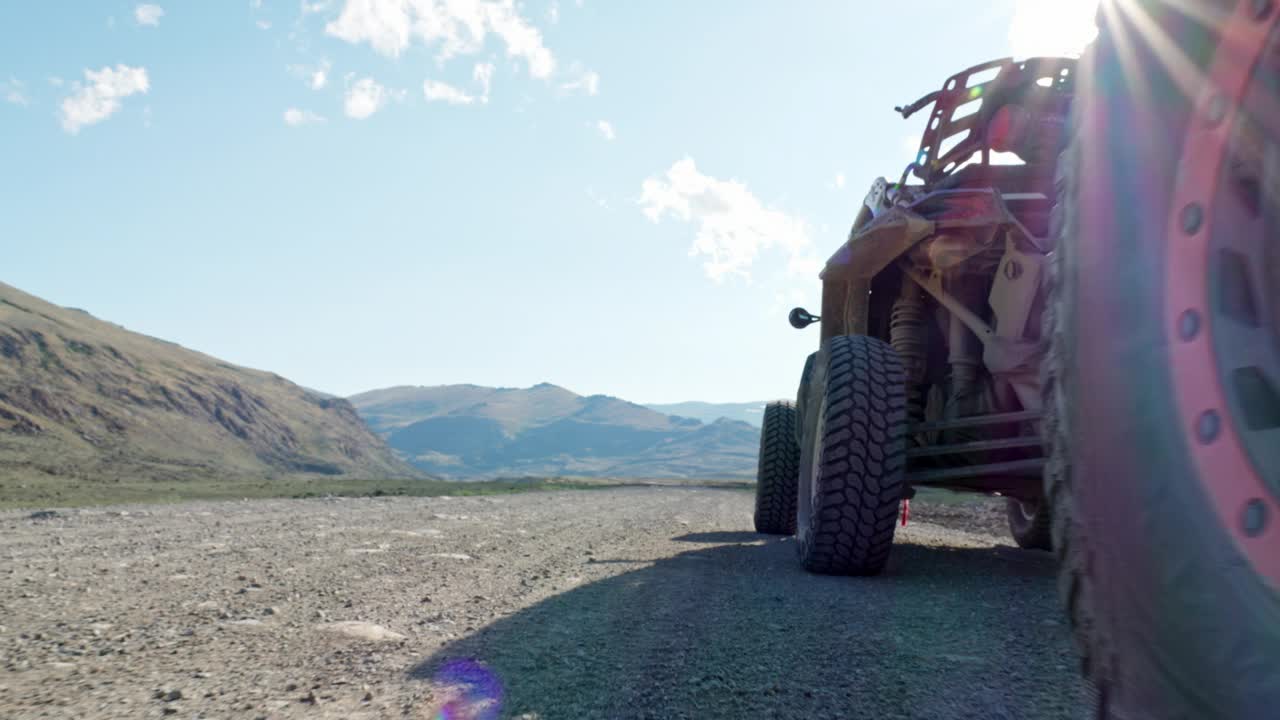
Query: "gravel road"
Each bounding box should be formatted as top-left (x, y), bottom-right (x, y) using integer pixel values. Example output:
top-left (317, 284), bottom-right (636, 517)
top-left (0, 487), bottom-right (1087, 719)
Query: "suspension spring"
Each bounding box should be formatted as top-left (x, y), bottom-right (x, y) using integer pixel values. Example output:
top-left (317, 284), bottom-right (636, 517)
top-left (891, 280), bottom-right (927, 423)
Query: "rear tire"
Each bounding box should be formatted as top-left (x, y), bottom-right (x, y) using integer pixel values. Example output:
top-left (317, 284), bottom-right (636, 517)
top-left (753, 402), bottom-right (798, 535)
top-left (1005, 498), bottom-right (1051, 551)
top-left (796, 335), bottom-right (907, 575)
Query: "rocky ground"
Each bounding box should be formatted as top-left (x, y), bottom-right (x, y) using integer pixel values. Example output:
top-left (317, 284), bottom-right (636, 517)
top-left (0, 487), bottom-right (1087, 719)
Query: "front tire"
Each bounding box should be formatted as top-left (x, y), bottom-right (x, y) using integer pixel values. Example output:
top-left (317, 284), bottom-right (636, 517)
top-left (796, 335), bottom-right (907, 576)
top-left (753, 402), bottom-right (799, 535)
top-left (1053, 4), bottom-right (1280, 716)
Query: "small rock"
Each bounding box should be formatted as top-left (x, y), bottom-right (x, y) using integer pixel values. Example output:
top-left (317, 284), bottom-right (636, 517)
top-left (154, 688), bottom-right (183, 702)
top-left (263, 607), bottom-right (280, 616)
top-left (315, 622), bottom-right (406, 642)
top-left (27, 510), bottom-right (60, 521)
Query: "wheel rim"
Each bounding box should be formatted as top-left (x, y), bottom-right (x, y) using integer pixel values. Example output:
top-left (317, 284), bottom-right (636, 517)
top-left (1213, 28), bottom-right (1280, 505)
top-left (1166, 0), bottom-right (1280, 587)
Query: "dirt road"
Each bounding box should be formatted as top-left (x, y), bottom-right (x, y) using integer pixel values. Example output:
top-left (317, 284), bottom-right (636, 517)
top-left (0, 487), bottom-right (1086, 719)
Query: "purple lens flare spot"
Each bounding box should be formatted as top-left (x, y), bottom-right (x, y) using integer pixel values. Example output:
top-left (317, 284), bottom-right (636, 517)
top-left (433, 659), bottom-right (503, 720)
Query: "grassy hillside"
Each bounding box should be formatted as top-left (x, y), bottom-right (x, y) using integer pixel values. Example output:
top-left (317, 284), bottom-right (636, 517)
top-left (0, 282), bottom-right (420, 489)
top-left (350, 384), bottom-right (758, 479)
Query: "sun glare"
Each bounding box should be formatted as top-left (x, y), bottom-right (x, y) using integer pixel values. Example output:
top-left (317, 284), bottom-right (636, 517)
top-left (1008, 0), bottom-right (1101, 58)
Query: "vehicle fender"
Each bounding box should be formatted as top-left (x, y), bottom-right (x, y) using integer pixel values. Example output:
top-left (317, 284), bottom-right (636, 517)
top-left (820, 208), bottom-right (936, 282)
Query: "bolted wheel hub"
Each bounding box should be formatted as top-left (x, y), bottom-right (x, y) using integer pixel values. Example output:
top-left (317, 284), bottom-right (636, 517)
top-left (1210, 21), bottom-right (1280, 503)
top-left (1166, 1), bottom-right (1280, 585)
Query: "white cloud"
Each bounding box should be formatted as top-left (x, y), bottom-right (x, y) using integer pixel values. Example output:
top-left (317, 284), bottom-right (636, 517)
top-left (325, 0), bottom-right (556, 79)
top-left (343, 76), bottom-right (399, 118)
top-left (559, 68), bottom-right (598, 96)
top-left (547, 0), bottom-right (559, 24)
top-left (768, 288), bottom-right (811, 319)
top-left (135, 4), bottom-right (164, 26)
top-left (423, 78), bottom-right (476, 105)
top-left (288, 60), bottom-right (332, 89)
top-left (257, 19), bottom-right (273, 29)
top-left (59, 65), bottom-right (150, 134)
top-left (833, 172), bottom-right (845, 189)
top-left (311, 59), bottom-right (330, 89)
top-left (284, 107), bottom-right (325, 125)
top-left (2, 77), bottom-right (29, 106)
top-left (473, 62), bottom-right (493, 101)
top-left (639, 158), bottom-right (817, 282)
top-left (595, 119), bottom-right (614, 141)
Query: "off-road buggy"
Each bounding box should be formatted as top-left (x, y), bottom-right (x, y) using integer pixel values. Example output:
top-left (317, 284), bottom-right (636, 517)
top-left (754, 53), bottom-right (1073, 556)
top-left (754, 1), bottom-right (1279, 717)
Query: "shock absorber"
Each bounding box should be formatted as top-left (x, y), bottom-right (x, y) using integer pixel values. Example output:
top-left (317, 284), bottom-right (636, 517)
top-left (948, 280), bottom-right (982, 414)
top-left (890, 279), bottom-right (927, 423)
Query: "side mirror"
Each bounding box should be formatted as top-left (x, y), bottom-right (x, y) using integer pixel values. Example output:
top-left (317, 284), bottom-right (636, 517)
top-left (789, 307), bottom-right (820, 329)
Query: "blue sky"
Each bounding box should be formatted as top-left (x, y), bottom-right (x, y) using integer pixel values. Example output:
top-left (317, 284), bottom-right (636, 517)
top-left (1, 1), bottom-right (1097, 403)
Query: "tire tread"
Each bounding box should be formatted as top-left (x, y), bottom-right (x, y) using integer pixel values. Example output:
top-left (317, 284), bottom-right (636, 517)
top-left (798, 335), bottom-right (906, 576)
top-left (753, 402), bottom-right (799, 535)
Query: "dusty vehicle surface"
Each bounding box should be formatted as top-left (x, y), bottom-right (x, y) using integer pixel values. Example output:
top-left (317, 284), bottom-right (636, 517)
top-left (754, 1), bottom-right (1280, 717)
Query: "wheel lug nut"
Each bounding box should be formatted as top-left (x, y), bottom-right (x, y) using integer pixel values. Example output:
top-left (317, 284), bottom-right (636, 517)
top-left (1181, 203), bottom-right (1204, 235)
top-left (1178, 309), bottom-right (1201, 340)
top-left (1196, 410), bottom-right (1221, 444)
top-left (1206, 94), bottom-right (1228, 125)
top-left (1243, 499), bottom-right (1268, 537)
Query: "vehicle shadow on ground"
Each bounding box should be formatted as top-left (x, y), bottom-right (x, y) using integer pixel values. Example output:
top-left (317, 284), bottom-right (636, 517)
top-left (407, 531), bottom-right (1084, 720)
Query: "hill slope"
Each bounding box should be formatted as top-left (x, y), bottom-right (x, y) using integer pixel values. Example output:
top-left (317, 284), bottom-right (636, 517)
top-left (0, 282), bottom-right (419, 486)
top-left (350, 384), bottom-right (759, 478)
top-left (643, 400), bottom-right (769, 427)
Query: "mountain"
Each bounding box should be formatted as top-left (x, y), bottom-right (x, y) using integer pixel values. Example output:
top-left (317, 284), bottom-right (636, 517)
top-left (0, 282), bottom-right (419, 484)
top-left (643, 401), bottom-right (769, 427)
top-left (349, 384), bottom-right (760, 479)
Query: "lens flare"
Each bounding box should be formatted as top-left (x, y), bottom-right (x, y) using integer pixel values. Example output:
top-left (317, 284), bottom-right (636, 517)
top-left (431, 659), bottom-right (503, 720)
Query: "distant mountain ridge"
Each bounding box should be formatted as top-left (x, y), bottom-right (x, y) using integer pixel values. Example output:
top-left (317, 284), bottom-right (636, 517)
top-left (643, 400), bottom-right (769, 427)
top-left (0, 282), bottom-right (418, 486)
top-left (349, 384), bottom-right (759, 479)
